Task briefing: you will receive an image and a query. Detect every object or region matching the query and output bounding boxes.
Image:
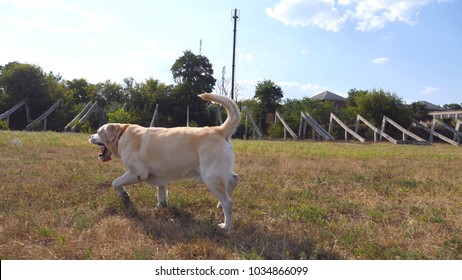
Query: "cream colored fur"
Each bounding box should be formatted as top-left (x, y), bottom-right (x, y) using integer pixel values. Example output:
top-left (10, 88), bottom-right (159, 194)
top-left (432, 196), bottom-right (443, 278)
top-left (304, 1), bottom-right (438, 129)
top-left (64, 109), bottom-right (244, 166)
top-left (89, 93), bottom-right (241, 228)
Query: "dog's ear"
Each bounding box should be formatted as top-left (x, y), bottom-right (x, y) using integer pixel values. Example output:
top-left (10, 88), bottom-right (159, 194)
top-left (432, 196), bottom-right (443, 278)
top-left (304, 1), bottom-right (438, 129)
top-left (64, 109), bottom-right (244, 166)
top-left (105, 124), bottom-right (119, 143)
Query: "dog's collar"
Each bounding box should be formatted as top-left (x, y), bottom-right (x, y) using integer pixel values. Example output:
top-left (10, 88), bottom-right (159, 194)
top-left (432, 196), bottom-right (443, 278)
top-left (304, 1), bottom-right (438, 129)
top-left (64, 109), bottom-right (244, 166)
top-left (116, 125), bottom-right (129, 149)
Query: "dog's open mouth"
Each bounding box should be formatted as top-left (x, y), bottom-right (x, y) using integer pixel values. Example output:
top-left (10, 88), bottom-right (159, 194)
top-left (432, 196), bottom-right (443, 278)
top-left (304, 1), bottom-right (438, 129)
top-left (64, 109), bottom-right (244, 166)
top-left (97, 143), bottom-right (112, 162)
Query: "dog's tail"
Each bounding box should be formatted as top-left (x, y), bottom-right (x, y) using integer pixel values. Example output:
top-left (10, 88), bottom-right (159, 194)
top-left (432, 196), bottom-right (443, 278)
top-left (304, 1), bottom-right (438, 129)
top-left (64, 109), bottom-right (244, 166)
top-left (199, 93), bottom-right (241, 139)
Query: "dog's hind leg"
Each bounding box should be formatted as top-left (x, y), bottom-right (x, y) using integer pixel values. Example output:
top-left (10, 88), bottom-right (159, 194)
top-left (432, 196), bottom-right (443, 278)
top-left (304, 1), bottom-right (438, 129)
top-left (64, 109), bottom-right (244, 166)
top-left (217, 172), bottom-right (239, 209)
top-left (229, 172), bottom-right (239, 194)
top-left (203, 175), bottom-right (233, 229)
top-left (156, 185), bottom-right (168, 207)
top-left (146, 176), bottom-right (169, 207)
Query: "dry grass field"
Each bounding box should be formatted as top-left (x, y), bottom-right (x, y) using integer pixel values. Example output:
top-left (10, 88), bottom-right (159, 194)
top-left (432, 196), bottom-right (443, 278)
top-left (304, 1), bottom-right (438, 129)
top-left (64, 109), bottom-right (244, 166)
top-left (0, 130), bottom-right (461, 259)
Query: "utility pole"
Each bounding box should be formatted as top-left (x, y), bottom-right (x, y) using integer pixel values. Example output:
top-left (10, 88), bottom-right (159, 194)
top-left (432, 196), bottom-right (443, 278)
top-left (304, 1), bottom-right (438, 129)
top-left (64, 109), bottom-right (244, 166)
top-left (231, 9), bottom-right (239, 101)
top-left (222, 66), bottom-right (226, 95)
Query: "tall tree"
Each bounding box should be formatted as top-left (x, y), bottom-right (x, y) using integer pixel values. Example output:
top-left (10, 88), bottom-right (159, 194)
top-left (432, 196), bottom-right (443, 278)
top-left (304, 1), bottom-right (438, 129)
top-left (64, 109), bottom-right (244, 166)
top-left (170, 50), bottom-right (217, 126)
top-left (66, 78), bottom-right (92, 104)
top-left (140, 78), bottom-right (174, 127)
top-left (94, 80), bottom-right (125, 109)
top-left (45, 71), bottom-right (74, 131)
top-left (254, 79), bottom-right (284, 134)
top-left (0, 62), bottom-right (52, 129)
top-left (346, 88), bottom-right (368, 108)
top-left (171, 50), bottom-right (216, 93)
top-left (121, 77), bottom-right (173, 126)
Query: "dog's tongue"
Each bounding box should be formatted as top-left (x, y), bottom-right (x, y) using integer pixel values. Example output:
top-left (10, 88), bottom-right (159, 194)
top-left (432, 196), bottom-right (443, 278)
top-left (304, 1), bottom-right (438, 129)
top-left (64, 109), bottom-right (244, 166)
top-left (100, 146), bottom-right (111, 162)
top-left (101, 156), bottom-right (112, 162)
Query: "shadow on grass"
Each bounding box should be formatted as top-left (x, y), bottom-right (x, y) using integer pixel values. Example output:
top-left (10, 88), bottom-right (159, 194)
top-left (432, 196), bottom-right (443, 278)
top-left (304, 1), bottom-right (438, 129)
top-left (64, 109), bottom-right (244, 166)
top-left (121, 202), bottom-right (341, 260)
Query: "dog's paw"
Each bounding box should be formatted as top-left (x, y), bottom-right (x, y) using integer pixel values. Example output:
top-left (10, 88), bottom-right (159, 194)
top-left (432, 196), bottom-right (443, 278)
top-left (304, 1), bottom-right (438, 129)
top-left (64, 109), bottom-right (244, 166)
top-left (157, 202), bottom-right (168, 208)
top-left (218, 223), bottom-right (231, 229)
top-left (120, 193), bottom-right (131, 205)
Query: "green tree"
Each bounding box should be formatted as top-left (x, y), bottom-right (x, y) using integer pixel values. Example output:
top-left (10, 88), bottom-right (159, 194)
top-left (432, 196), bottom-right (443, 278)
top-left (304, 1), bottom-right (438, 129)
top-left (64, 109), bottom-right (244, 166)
top-left (66, 78), bottom-right (92, 104)
top-left (282, 98), bottom-right (337, 127)
top-left (275, 97), bottom-right (341, 139)
top-left (171, 50), bottom-right (216, 93)
top-left (107, 108), bottom-right (137, 124)
top-left (254, 79), bottom-right (284, 134)
top-left (139, 79), bottom-right (175, 127)
top-left (347, 88), bottom-right (411, 137)
top-left (122, 77), bottom-right (173, 126)
top-left (0, 62), bottom-right (53, 129)
top-left (94, 80), bottom-right (125, 108)
top-left (346, 88), bottom-right (368, 108)
top-left (409, 102), bottom-right (431, 121)
top-left (443, 103), bottom-right (462, 110)
top-left (44, 72), bottom-right (75, 131)
top-left (170, 50), bottom-right (217, 126)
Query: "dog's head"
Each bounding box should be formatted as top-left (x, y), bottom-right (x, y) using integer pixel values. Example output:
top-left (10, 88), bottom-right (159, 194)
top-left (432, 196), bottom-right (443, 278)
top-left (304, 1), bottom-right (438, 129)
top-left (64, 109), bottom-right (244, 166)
top-left (89, 123), bottom-right (128, 162)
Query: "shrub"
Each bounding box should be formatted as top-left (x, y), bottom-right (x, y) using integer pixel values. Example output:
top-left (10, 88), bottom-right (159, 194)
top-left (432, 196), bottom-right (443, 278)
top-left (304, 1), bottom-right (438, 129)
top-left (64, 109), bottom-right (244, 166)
top-left (107, 108), bottom-right (137, 124)
top-left (268, 122), bottom-right (284, 139)
top-left (0, 119), bottom-right (8, 130)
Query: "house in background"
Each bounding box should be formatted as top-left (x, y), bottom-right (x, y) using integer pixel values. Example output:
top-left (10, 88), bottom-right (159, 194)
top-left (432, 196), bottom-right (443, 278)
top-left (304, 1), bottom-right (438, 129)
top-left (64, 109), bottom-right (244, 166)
top-left (417, 100), bottom-right (462, 120)
top-left (310, 91), bottom-right (346, 109)
top-left (416, 101), bottom-right (446, 112)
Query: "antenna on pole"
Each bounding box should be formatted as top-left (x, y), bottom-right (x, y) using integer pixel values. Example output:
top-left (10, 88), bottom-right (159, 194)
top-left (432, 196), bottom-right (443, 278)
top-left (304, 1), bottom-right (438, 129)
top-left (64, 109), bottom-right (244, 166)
top-left (199, 39), bottom-right (202, 55)
top-left (231, 9), bottom-right (239, 101)
top-left (222, 66), bottom-right (226, 95)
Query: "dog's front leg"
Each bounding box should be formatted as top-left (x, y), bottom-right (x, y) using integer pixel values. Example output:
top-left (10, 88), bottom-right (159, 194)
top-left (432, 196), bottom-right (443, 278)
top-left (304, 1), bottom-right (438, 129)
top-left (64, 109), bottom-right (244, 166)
top-left (112, 171), bottom-right (144, 204)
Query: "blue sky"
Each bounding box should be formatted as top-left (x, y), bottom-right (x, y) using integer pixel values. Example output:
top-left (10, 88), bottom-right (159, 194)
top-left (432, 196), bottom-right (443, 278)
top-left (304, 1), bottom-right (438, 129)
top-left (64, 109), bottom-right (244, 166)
top-left (1, 0), bottom-right (461, 106)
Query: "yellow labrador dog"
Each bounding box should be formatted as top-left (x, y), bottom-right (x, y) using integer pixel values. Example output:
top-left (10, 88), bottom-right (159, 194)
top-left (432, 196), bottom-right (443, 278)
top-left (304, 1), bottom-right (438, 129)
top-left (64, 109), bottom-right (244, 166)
top-left (89, 93), bottom-right (240, 228)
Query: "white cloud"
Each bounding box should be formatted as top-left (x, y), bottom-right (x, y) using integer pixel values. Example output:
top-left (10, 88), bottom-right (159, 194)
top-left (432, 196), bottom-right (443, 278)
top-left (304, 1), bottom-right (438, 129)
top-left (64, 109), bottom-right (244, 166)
top-left (420, 86), bottom-right (440, 95)
top-left (0, 0), bottom-right (118, 33)
top-left (266, 0), bottom-right (444, 32)
top-left (372, 57), bottom-right (390, 64)
top-left (238, 52), bottom-right (254, 61)
top-left (353, 0), bottom-right (430, 31)
top-left (339, 0), bottom-right (353, 5)
top-left (265, 0), bottom-right (350, 32)
top-left (277, 81), bottom-right (328, 99)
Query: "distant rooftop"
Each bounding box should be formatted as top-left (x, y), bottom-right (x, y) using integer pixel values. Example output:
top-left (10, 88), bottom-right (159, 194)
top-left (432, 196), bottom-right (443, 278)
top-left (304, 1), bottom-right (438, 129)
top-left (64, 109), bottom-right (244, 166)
top-left (310, 91), bottom-right (346, 101)
top-left (417, 101), bottom-right (446, 111)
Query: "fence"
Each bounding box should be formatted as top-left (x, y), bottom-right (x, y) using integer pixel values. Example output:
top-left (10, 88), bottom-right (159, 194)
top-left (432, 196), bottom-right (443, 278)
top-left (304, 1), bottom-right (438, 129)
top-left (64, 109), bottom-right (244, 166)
top-left (64, 101), bottom-right (98, 132)
top-left (274, 111), bottom-right (298, 140)
top-left (4, 98), bottom-right (461, 147)
top-left (411, 119), bottom-right (460, 146)
top-left (241, 106), bottom-right (262, 139)
top-left (24, 100), bottom-right (61, 131)
top-left (380, 116), bottom-right (429, 145)
top-left (298, 112), bottom-right (334, 141)
top-left (329, 113), bottom-right (365, 142)
top-left (0, 99), bottom-right (29, 129)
